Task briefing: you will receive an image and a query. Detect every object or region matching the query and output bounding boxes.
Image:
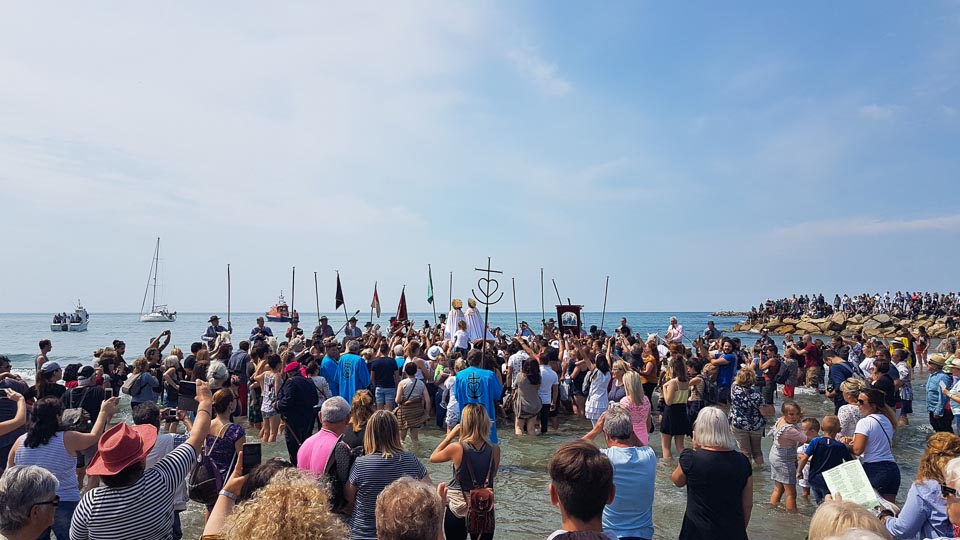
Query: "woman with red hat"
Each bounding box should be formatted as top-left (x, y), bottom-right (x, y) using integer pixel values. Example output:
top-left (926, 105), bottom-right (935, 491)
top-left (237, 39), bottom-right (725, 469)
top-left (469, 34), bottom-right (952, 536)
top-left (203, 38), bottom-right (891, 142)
top-left (69, 380), bottom-right (214, 540)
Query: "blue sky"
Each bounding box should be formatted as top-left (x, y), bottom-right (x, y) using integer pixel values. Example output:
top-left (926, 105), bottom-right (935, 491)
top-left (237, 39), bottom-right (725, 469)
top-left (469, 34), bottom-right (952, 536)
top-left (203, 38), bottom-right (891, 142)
top-left (0, 1), bottom-right (958, 314)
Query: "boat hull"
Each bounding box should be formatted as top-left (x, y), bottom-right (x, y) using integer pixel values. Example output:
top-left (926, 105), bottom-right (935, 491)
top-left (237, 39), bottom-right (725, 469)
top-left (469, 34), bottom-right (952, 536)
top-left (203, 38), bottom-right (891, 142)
top-left (50, 321), bottom-right (88, 332)
top-left (140, 312), bottom-right (177, 322)
top-left (265, 315), bottom-right (291, 322)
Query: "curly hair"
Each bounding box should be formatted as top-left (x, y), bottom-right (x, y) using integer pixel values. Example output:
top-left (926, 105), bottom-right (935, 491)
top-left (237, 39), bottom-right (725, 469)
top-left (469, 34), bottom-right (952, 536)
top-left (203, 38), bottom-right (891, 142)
top-left (916, 432), bottom-right (960, 484)
top-left (375, 477), bottom-right (442, 540)
top-left (349, 390), bottom-right (375, 434)
top-left (221, 468), bottom-right (346, 540)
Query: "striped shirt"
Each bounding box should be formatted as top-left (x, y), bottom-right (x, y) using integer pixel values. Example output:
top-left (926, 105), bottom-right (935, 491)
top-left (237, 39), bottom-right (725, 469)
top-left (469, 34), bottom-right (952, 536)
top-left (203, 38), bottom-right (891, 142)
top-left (14, 433), bottom-right (80, 502)
top-left (69, 443), bottom-right (196, 540)
top-left (348, 452), bottom-right (427, 540)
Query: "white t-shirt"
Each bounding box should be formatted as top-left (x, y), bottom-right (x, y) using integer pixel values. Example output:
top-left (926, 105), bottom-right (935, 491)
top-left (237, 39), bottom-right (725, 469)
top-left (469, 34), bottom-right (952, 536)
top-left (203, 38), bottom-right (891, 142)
top-left (539, 365), bottom-right (559, 405)
top-left (454, 329), bottom-right (469, 350)
top-left (859, 357), bottom-right (876, 377)
top-left (508, 351), bottom-right (529, 386)
top-left (854, 413), bottom-right (895, 463)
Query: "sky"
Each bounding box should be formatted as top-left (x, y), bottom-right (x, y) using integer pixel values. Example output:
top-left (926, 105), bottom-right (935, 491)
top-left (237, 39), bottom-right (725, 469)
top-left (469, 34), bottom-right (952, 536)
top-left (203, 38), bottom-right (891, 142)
top-left (1, 1), bottom-right (958, 314)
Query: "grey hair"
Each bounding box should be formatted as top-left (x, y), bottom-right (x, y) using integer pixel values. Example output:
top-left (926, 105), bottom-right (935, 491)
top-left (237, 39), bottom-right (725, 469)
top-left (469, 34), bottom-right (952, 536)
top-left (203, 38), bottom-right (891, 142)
top-left (942, 338), bottom-right (958, 355)
top-left (393, 345), bottom-right (404, 357)
top-left (320, 396), bottom-right (351, 424)
top-left (601, 406), bottom-right (634, 440)
top-left (692, 407), bottom-right (737, 450)
top-left (944, 456), bottom-right (960, 487)
top-left (347, 340), bottom-right (360, 353)
top-left (207, 360), bottom-right (229, 389)
top-left (823, 532), bottom-right (889, 540)
top-left (0, 465), bottom-right (59, 532)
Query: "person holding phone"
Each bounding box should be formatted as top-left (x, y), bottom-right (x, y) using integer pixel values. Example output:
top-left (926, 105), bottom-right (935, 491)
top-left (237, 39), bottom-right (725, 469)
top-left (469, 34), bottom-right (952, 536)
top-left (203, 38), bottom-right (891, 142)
top-left (70, 380), bottom-right (215, 540)
top-left (133, 402), bottom-right (191, 540)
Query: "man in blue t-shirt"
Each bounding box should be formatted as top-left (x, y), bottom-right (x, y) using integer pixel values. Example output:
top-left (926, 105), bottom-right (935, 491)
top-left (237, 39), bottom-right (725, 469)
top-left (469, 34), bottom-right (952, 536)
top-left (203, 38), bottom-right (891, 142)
top-left (453, 352), bottom-right (503, 443)
top-left (321, 342), bottom-right (340, 397)
top-left (598, 406), bottom-right (655, 540)
top-left (337, 340), bottom-right (370, 400)
top-left (703, 339), bottom-right (738, 404)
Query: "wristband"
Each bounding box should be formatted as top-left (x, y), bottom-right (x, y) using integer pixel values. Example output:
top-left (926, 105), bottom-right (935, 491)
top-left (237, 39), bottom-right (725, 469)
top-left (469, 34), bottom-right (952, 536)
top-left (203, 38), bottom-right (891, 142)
top-left (219, 489), bottom-right (237, 501)
top-left (196, 409), bottom-right (212, 417)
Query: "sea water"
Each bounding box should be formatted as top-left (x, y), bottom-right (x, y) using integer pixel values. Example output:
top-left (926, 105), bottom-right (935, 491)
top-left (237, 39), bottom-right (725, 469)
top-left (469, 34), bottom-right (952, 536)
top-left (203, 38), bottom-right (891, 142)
top-left (0, 312), bottom-right (931, 539)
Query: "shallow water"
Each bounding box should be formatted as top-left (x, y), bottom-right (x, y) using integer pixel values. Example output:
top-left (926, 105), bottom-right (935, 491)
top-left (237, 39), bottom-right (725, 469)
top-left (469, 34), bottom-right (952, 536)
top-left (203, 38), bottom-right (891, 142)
top-left (0, 312), bottom-right (935, 539)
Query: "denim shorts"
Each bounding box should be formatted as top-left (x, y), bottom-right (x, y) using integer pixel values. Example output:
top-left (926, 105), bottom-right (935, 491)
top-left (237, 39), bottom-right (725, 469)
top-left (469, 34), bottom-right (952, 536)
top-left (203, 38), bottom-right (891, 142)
top-left (262, 409), bottom-right (278, 419)
top-left (375, 386), bottom-right (397, 404)
top-left (862, 460), bottom-right (901, 497)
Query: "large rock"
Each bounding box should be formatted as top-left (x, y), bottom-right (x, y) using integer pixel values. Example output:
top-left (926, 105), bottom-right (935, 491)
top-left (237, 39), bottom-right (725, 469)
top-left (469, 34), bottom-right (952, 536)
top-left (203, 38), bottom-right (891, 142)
top-left (795, 321), bottom-right (821, 334)
top-left (863, 328), bottom-right (885, 338)
top-left (872, 314), bottom-right (893, 327)
top-left (829, 312), bottom-right (847, 326)
top-left (863, 319), bottom-right (884, 332)
top-left (778, 325), bottom-right (796, 335)
top-left (783, 318), bottom-right (800, 326)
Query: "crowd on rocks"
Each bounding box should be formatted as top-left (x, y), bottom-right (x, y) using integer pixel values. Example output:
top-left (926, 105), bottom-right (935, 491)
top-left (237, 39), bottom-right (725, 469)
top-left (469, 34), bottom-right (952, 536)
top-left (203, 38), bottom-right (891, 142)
top-left (6, 304), bottom-right (960, 539)
top-left (750, 292), bottom-right (960, 321)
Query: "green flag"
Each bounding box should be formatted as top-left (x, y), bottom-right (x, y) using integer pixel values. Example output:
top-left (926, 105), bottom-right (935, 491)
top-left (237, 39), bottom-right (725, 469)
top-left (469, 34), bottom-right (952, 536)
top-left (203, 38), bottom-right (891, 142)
top-left (427, 265), bottom-right (434, 305)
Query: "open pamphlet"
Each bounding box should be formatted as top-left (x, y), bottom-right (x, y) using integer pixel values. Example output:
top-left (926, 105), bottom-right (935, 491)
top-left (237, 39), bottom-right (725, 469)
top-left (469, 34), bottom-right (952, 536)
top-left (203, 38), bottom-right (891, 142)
top-left (822, 459), bottom-right (899, 515)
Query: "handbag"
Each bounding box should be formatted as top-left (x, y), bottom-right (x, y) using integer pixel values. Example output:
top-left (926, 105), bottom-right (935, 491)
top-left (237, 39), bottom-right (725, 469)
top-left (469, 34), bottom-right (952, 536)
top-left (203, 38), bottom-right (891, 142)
top-left (121, 372), bottom-right (142, 395)
top-left (61, 388), bottom-right (92, 432)
top-left (188, 424), bottom-right (231, 505)
top-left (461, 442), bottom-right (495, 535)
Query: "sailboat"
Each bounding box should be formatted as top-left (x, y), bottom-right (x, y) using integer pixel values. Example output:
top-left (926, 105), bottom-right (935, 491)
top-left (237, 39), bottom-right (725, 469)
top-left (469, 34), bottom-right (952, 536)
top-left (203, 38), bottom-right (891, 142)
top-left (139, 237), bottom-right (177, 322)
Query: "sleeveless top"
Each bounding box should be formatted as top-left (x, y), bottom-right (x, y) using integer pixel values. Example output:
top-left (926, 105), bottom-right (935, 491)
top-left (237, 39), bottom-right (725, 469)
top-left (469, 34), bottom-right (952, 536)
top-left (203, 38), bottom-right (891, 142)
top-left (449, 442), bottom-right (496, 492)
top-left (261, 373), bottom-right (277, 413)
top-left (668, 385), bottom-right (690, 405)
top-left (15, 432), bottom-right (81, 501)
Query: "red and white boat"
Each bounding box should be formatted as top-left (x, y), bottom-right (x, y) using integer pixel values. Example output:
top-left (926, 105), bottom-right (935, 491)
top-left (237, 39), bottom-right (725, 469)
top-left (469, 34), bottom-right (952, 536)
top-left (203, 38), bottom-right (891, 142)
top-left (265, 293), bottom-right (297, 322)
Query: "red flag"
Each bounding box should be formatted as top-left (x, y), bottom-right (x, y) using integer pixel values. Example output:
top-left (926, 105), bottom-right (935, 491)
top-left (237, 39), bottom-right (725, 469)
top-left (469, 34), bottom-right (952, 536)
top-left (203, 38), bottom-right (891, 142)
top-left (371, 282), bottom-right (381, 318)
top-left (396, 286), bottom-right (408, 321)
top-left (335, 273), bottom-right (345, 310)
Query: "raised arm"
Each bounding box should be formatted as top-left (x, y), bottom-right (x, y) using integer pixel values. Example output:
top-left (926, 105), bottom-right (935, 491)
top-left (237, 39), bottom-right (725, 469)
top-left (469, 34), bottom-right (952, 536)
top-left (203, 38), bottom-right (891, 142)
top-left (0, 389), bottom-right (26, 436)
top-left (186, 381), bottom-right (214, 452)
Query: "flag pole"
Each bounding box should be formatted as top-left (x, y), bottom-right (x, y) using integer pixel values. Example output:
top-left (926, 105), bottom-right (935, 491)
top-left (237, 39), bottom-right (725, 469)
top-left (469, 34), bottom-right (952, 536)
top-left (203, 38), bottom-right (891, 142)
top-left (290, 266), bottom-right (296, 316)
top-left (336, 271), bottom-right (349, 325)
top-left (448, 271), bottom-right (453, 309)
top-left (512, 277), bottom-right (519, 334)
top-left (540, 268), bottom-right (545, 332)
top-left (552, 278), bottom-right (563, 305)
top-left (370, 281), bottom-right (376, 324)
top-left (428, 264), bottom-right (437, 326)
top-left (226, 264), bottom-right (231, 329)
top-left (314, 272), bottom-right (321, 326)
top-left (600, 275), bottom-right (610, 333)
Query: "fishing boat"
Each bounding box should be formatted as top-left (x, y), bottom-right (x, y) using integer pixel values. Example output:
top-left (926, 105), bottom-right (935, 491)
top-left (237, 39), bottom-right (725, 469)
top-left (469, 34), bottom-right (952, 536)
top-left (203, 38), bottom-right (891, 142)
top-left (139, 237), bottom-right (177, 322)
top-left (265, 292), bottom-right (294, 322)
top-left (50, 300), bottom-right (90, 332)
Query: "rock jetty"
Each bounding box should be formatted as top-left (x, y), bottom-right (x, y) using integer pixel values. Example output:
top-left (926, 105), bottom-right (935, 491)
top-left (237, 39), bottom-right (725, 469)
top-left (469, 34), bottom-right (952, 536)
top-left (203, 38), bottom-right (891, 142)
top-left (732, 313), bottom-right (960, 339)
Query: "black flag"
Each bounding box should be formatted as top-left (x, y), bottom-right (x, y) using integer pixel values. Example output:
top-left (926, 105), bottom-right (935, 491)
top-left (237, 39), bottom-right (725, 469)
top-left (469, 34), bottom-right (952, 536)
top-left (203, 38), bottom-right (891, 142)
top-left (335, 273), bottom-right (345, 310)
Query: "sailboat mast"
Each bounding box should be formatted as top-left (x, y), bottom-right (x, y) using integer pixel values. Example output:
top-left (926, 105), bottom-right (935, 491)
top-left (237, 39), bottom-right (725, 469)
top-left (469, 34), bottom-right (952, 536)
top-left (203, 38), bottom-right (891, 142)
top-left (140, 239), bottom-right (158, 316)
top-left (291, 266), bottom-right (296, 314)
top-left (151, 238), bottom-right (160, 310)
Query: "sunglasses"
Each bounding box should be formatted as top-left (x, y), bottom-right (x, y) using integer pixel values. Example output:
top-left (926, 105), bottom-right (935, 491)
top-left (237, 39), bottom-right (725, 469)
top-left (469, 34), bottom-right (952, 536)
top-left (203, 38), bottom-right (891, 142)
top-left (34, 495), bottom-right (60, 508)
top-left (942, 484), bottom-right (958, 498)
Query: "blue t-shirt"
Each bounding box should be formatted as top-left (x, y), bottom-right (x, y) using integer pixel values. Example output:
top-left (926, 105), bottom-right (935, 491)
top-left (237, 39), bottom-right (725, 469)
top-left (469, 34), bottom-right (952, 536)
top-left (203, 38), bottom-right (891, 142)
top-left (714, 353), bottom-right (738, 388)
top-left (453, 367), bottom-right (503, 444)
top-left (805, 436), bottom-right (851, 488)
top-left (337, 353), bottom-right (370, 400)
top-left (321, 355), bottom-right (340, 397)
top-left (601, 446), bottom-right (656, 539)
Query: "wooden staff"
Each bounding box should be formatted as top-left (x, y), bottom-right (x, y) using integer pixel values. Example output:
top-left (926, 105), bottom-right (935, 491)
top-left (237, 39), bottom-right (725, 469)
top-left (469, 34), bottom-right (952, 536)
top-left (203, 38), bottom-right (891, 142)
top-left (600, 275), bottom-right (610, 333)
top-left (226, 264), bottom-right (231, 328)
top-left (314, 272), bottom-right (320, 326)
top-left (512, 277), bottom-right (519, 334)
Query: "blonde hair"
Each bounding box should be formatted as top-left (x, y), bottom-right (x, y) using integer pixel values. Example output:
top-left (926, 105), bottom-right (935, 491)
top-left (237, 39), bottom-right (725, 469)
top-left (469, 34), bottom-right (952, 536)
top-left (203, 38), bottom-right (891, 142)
top-left (807, 500), bottom-right (891, 540)
top-left (840, 377), bottom-right (866, 396)
top-left (734, 368), bottom-right (756, 388)
top-left (613, 360), bottom-right (632, 374)
top-left (132, 357), bottom-right (149, 374)
top-left (364, 410), bottom-right (404, 459)
top-left (459, 404), bottom-right (492, 448)
top-left (454, 359), bottom-right (468, 372)
top-left (221, 468), bottom-right (347, 540)
top-left (349, 391), bottom-right (375, 433)
top-left (375, 478), bottom-right (442, 540)
top-left (623, 371), bottom-right (644, 406)
top-left (360, 348), bottom-right (375, 361)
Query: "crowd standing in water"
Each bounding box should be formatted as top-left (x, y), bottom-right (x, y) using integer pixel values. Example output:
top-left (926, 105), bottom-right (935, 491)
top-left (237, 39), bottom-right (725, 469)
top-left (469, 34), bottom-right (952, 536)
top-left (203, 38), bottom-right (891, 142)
top-left (7, 303), bottom-right (960, 539)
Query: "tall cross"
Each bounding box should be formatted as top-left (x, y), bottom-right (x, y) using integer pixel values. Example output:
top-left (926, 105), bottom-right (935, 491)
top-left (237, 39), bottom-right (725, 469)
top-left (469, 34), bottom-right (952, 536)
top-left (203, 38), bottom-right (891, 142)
top-left (471, 257), bottom-right (504, 359)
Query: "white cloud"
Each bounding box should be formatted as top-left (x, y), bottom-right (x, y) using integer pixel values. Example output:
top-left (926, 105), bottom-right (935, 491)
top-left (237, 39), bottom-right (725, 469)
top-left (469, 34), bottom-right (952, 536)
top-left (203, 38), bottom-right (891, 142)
top-left (769, 214), bottom-right (960, 241)
top-left (506, 47), bottom-right (572, 96)
top-left (943, 105), bottom-right (958, 118)
top-left (857, 104), bottom-right (896, 121)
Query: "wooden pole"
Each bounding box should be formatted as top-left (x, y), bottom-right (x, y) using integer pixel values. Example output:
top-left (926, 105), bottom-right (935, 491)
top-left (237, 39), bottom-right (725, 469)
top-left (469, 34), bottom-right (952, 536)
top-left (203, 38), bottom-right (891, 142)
top-left (540, 268), bottom-right (545, 332)
top-left (314, 272), bottom-right (320, 326)
top-left (512, 277), bottom-right (519, 334)
top-left (448, 271), bottom-right (453, 309)
top-left (552, 278), bottom-right (563, 305)
top-left (429, 264), bottom-right (437, 327)
top-left (600, 275), bottom-right (610, 333)
top-left (290, 266), bottom-right (296, 315)
top-left (226, 264), bottom-right (231, 328)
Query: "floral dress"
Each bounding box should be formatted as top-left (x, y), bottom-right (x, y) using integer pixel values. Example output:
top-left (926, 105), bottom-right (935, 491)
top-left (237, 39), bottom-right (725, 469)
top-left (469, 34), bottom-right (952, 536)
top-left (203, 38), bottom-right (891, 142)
top-left (584, 369), bottom-right (611, 422)
top-left (837, 403), bottom-right (863, 438)
top-left (731, 384), bottom-right (765, 432)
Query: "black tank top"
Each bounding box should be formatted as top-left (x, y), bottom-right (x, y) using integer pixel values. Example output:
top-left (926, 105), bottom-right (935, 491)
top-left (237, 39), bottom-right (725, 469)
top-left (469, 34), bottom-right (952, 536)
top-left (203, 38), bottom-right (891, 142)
top-left (450, 442), bottom-right (495, 491)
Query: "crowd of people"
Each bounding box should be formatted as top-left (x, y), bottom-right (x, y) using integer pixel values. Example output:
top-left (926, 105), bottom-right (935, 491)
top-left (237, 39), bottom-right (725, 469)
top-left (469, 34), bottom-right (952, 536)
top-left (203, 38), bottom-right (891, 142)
top-left (749, 291), bottom-right (960, 321)
top-left (6, 304), bottom-right (960, 539)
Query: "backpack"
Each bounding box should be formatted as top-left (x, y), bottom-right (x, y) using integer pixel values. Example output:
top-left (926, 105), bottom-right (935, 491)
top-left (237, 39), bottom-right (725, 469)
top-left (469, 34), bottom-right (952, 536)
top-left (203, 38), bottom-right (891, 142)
top-left (188, 424), bottom-right (231, 505)
top-left (461, 442), bottom-right (495, 536)
top-left (324, 435), bottom-right (356, 514)
top-left (701, 377), bottom-right (719, 405)
top-left (61, 387), bottom-right (92, 432)
top-left (773, 360), bottom-right (791, 385)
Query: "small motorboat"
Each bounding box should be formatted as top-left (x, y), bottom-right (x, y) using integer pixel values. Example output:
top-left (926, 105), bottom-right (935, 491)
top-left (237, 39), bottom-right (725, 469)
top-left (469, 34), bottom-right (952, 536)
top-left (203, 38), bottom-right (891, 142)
top-left (51, 300), bottom-right (90, 332)
top-left (265, 292), bottom-right (297, 322)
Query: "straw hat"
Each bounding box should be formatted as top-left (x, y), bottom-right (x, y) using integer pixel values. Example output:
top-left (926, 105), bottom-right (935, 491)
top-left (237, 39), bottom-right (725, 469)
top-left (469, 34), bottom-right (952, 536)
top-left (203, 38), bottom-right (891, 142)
top-left (451, 298), bottom-right (463, 309)
top-left (929, 354), bottom-right (947, 368)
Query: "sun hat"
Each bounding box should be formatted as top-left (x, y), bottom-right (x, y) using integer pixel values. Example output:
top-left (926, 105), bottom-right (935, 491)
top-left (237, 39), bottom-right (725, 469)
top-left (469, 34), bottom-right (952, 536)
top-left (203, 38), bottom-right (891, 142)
top-left (946, 357), bottom-right (960, 371)
top-left (550, 340), bottom-right (560, 349)
top-left (86, 422), bottom-right (158, 476)
top-left (208, 315), bottom-right (219, 322)
top-left (427, 345), bottom-right (444, 361)
top-left (320, 315), bottom-right (328, 321)
top-left (929, 354), bottom-right (947, 367)
top-left (40, 362), bottom-right (61, 374)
